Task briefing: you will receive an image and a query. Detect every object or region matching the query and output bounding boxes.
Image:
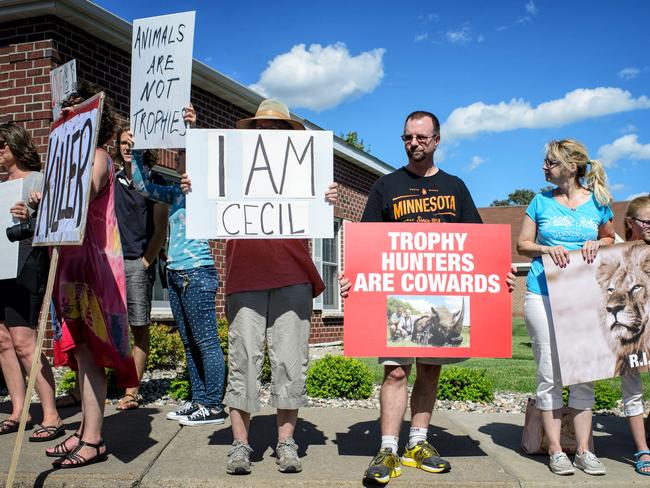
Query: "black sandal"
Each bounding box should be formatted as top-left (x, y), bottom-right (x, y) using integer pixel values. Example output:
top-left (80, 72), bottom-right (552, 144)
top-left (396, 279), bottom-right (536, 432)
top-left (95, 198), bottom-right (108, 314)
top-left (54, 440), bottom-right (108, 469)
top-left (46, 432), bottom-right (80, 457)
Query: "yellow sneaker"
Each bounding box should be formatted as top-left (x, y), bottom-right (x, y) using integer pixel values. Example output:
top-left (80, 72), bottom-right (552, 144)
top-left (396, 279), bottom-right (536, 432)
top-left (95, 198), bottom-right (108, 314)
top-left (401, 441), bottom-right (451, 473)
top-left (363, 448), bottom-right (401, 484)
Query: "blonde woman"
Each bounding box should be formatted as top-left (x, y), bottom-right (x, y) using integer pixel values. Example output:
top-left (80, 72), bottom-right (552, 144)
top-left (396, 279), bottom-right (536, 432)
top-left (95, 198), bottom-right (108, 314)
top-left (619, 195), bottom-right (650, 475)
top-left (517, 140), bottom-right (615, 475)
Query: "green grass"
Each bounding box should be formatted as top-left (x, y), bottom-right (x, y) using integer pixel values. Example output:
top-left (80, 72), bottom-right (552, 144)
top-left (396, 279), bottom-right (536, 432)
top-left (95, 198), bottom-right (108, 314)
top-left (359, 318), bottom-right (650, 396)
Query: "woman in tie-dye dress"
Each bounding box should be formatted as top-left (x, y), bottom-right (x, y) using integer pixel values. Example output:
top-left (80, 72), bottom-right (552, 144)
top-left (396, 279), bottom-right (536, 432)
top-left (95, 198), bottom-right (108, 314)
top-left (45, 83), bottom-right (137, 468)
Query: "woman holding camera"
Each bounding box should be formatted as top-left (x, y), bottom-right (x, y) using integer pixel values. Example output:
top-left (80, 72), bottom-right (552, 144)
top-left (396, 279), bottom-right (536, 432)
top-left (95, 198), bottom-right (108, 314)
top-left (0, 123), bottom-right (62, 440)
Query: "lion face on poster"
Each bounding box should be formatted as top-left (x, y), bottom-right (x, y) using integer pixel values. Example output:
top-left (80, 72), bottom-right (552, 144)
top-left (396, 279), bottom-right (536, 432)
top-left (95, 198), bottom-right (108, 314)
top-left (596, 243), bottom-right (650, 373)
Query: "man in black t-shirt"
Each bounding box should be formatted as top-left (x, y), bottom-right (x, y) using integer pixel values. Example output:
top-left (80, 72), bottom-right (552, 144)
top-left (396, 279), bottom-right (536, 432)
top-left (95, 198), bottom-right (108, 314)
top-left (341, 111), bottom-right (506, 485)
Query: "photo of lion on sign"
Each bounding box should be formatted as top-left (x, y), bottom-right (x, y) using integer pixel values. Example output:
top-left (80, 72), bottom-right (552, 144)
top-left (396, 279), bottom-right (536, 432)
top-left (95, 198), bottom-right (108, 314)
top-left (544, 241), bottom-right (650, 385)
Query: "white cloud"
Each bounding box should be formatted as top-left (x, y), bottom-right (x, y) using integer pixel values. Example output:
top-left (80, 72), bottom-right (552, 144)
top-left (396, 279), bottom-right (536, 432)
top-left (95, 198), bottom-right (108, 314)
top-left (627, 191), bottom-right (650, 200)
top-left (204, 56), bottom-right (213, 63)
top-left (619, 123), bottom-right (638, 133)
top-left (418, 13), bottom-right (439, 23)
top-left (468, 155), bottom-right (485, 171)
top-left (496, 25), bottom-right (508, 32)
top-left (477, 34), bottom-right (485, 43)
top-left (619, 67), bottom-right (640, 80)
top-left (610, 183), bottom-right (625, 191)
top-left (525, 1), bottom-right (538, 15)
top-left (414, 33), bottom-right (429, 42)
top-left (442, 87), bottom-right (650, 141)
top-left (597, 134), bottom-right (650, 166)
top-left (446, 25), bottom-right (472, 44)
top-left (249, 43), bottom-right (385, 112)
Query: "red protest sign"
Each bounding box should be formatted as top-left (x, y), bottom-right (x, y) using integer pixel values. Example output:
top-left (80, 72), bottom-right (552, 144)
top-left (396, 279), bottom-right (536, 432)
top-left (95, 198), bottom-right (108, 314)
top-left (343, 222), bottom-right (512, 358)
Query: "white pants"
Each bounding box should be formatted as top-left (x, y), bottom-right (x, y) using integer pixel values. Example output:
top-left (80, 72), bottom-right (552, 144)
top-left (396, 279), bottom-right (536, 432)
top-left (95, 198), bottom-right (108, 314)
top-left (621, 373), bottom-right (644, 417)
top-left (524, 292), bottom-right (594, 411)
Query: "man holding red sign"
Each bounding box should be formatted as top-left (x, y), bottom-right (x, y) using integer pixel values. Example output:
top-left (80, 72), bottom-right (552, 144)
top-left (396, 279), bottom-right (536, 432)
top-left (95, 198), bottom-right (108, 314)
top-left (340, 111), bottom-right (514, 485)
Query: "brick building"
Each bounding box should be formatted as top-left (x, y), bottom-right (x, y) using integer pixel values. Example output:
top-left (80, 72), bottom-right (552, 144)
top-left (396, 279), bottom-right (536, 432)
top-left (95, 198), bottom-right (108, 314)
top-left (0, 0), bottom-right (637, 351)
top-left (0, 0), bottom-right (394, 351)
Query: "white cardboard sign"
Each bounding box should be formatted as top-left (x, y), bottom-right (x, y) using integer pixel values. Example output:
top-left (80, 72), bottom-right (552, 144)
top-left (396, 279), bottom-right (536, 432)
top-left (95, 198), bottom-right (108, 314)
top-left (33, 93), bottom-right (103, 246)
top-left (186, 129), bottom-right (334, 239)
top-left (0, 179), bottom-right (23, 279)
top-left (50, 59), bottom-right (77, 121)
top-left (130, 11), bottom-right (195, 150)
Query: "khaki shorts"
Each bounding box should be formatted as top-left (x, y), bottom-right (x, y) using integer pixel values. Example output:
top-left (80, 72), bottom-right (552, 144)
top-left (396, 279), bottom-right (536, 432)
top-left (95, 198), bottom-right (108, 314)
top-left (224, 283), bottom-right (312, 413)
top-left (378, 357), bottom-right (468, 366)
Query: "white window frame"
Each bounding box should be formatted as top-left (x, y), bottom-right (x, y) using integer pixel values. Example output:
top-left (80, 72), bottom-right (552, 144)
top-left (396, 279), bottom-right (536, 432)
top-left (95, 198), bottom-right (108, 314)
top-left (312, 218), bottom-right (342, 313)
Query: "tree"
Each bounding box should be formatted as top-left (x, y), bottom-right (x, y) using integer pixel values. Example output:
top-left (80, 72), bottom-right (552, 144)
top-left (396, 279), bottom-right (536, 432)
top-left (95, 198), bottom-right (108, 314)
top-left (340, 131), bottom-right (370, 153)
top-left (491, 188), bottom-right (536, 206)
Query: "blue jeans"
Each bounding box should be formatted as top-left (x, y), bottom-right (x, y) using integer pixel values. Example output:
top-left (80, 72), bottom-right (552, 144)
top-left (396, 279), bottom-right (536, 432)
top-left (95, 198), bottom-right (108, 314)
top-left (168, 266), bottom-right (225, 409)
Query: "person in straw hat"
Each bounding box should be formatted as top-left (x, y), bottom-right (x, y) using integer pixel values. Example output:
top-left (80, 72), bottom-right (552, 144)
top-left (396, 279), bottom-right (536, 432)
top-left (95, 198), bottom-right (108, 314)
top-left (181, 99), bottom-right (337, 475)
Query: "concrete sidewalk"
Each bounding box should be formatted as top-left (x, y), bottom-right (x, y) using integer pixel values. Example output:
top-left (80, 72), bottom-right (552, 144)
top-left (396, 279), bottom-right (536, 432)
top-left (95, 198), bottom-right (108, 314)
top-left (0, 403), bottom-right (646, 487)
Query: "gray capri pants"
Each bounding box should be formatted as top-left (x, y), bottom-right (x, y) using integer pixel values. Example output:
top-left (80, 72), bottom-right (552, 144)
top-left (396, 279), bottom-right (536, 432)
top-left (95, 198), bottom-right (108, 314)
top-left (224, 283), bottom-right (312, 413)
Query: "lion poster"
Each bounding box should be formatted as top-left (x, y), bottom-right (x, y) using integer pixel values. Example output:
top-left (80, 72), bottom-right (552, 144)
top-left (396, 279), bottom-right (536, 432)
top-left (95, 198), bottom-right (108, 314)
top-left (343, 222), bottom-right (512, 358)
top-left (544, 241), bottom-right (650, 385)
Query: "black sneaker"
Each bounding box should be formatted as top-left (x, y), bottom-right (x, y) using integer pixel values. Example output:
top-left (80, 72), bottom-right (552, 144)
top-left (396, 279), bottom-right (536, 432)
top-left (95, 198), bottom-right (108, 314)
top-left (166, 401), bottom-right (199, 421)
top-left (178, 405), bottom-right (227, 426)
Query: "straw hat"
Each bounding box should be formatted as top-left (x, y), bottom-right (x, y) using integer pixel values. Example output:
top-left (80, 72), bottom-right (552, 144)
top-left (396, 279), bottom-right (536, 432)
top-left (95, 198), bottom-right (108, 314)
top-left (236, 99), bottom-right (305, 130)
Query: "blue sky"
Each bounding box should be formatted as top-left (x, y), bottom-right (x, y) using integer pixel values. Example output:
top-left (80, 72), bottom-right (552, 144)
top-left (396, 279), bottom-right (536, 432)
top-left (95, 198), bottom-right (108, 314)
top-left (96, 0), bottom-right (649, 206)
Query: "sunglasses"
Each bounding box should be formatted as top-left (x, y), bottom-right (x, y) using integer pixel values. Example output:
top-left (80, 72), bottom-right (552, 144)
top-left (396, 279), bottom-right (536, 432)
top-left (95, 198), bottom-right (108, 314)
top-left (0, 141), bottom-right (7, 150)
top-left (543, 158), bottom-right (561, 168)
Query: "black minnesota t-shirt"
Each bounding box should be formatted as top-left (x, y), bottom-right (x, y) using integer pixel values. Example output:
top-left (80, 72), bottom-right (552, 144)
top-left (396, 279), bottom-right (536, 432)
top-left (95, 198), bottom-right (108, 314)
top-left (361, 167), bottom-right (482, 224)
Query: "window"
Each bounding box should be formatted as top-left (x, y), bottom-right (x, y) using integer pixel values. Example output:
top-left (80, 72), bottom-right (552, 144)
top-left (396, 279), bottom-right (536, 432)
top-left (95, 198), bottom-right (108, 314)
top-left (313, 219), bottom-right (342, 311)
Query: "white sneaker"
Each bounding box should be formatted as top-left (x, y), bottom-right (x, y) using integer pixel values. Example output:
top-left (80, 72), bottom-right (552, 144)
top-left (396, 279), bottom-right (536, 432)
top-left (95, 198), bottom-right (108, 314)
top-left (573, 450), bottom-right (606, 475)
top-left (548, 452), bottom-right (575, 475)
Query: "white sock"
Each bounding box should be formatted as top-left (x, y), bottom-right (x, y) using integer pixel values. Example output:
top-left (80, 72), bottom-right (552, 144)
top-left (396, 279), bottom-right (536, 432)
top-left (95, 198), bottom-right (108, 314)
top-left (408, 427), bottom-right (428, 448)
top-left (380, 436), bottom-right (399, 454)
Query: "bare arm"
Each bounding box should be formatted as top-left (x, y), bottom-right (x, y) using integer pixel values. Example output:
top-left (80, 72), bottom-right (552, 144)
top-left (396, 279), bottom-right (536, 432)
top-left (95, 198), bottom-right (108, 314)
top-left (517, 214), bottom-right (570, 267)
top-left (142, 202), bottom-right (169, 268)
top-left (89, 148), bottom-right (109, 201)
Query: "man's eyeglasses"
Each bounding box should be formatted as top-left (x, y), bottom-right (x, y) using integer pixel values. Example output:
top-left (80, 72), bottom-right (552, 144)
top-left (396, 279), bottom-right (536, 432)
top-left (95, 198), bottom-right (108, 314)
top-left (0, 141), bottom-right (7, 150)
top-left (401, 134), bottom-right (434, 144)
top-left (631, 216), bottom-right (650, 228)
top-left (543, 158), bottom-right (561, 168)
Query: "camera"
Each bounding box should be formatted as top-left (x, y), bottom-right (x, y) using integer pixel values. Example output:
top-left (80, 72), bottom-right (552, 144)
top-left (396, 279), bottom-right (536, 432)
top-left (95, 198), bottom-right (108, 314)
top-left (6, 215), bottom-right (36, 242)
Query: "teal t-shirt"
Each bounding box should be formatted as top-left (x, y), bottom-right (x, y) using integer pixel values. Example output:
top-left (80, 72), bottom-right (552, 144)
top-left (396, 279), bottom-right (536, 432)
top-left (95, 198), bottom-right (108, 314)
top-left (525, 191), bottom-right (613, 295)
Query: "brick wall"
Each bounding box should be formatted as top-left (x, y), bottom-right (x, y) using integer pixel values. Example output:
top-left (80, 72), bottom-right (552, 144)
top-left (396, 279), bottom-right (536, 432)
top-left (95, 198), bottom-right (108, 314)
top-left (0, 15), bottom-right (379, 348)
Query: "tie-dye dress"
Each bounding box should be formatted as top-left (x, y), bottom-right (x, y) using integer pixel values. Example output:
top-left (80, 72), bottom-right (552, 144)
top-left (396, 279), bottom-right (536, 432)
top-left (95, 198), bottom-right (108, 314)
top-left (52, 150), bottom-right (137, 388)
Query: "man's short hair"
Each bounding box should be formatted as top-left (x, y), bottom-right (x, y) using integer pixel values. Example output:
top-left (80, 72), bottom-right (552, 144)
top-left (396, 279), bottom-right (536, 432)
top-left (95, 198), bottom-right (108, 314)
top-left (404, 111), bottom-right (440, 136)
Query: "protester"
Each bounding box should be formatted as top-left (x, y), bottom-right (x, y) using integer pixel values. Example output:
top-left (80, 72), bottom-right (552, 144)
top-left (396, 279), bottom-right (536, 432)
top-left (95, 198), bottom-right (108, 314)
top-left (339, 110), bottom-right (515, 485)
top-left (0, 123), bottom-right (63, 441)
top-left (180, 99), bottom-right (338, 475)
top-left (619, 195), bottom-right (650, 475)
top-left (516, 139), bottom-right (615, 476)
top-left (129, 104), bottom-right (227, 428)
top-left (113, 130), bottom-right (168, 410)
top-left (44, 83), bottom-right (138, 468)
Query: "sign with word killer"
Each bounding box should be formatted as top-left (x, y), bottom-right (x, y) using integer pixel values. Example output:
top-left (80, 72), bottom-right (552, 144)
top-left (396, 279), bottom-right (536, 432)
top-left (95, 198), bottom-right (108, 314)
top-left (33, 92), bottom-right (104, 246)
top-left (130, 11), bottom-right (195, 149)
top-left (186, 129), bottom-right (334, 239)
top-left (343, 223), bottom-right (512, 357)
top-left (50, 59), bottom-right (77, 120)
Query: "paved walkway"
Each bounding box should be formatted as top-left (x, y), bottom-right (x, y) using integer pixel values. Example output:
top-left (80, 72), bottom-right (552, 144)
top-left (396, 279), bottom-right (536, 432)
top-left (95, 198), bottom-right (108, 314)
top-left (0, 403), bottom-right (646, 487)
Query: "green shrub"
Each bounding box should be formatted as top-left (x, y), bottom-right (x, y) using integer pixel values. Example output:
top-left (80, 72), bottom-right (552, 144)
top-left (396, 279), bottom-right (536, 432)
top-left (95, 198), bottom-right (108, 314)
top-left (437, 367), bottom-right (493, 402)
top-left (306, 355), bottom-right (373, 399)
top-left (56, 369), bottom-right (119, 398)
top-left (146, 323), bottom-right (185, 371)
top-left (168, 369), bottom-right (191, 401)
top-left (58, 370), bottom-right (77, 395)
